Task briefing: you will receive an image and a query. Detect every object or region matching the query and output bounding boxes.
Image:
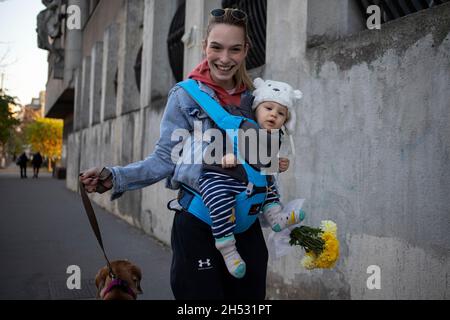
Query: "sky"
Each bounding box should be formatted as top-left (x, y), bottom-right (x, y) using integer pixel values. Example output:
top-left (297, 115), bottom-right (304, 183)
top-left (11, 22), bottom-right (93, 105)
top-left (0, 0), bottom-right (48, 105)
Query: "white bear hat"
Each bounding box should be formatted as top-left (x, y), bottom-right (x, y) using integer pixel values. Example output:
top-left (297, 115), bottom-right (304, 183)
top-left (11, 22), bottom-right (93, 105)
top-left (252, 77), bottom-right (303, 134)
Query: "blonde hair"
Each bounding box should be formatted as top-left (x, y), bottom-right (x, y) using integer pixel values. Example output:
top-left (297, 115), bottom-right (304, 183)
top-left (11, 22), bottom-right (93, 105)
top-left (205, 8), bottom-right (254, 91)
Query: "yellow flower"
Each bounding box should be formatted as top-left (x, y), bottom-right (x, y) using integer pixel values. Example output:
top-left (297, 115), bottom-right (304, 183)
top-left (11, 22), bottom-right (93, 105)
top-left (301, 252), bottom-right (316, 270)
top-left (314, 231), bottom-right (340, 268)
top-left (292, 219), bottom-right (340, 270)
top-left (320, 220), bottom-right (337, 236)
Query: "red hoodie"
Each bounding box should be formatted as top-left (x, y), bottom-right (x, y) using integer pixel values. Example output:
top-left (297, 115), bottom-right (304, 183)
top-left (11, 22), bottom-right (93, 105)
top-left (188, 59), bottom-right (246, 107)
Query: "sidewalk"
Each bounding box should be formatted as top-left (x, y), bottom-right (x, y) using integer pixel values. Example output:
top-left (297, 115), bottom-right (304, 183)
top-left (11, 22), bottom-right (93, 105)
top-left (0, 162), bottom-right (52, 178)
top-left (0, 166), bottom-right (174, 300)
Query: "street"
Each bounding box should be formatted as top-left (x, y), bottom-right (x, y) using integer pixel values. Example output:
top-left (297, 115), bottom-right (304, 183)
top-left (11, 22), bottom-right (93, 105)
top-left (0, 165), bottom-right (174, 300)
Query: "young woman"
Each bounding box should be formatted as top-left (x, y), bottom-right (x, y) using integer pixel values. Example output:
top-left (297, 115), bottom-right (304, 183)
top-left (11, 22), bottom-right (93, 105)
top-left (80, 8), bottom-right (268, 299)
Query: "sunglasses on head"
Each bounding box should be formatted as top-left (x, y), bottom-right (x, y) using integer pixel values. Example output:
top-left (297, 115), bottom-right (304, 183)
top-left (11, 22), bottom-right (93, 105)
top-left (210, 8), bottom-right (247, 21)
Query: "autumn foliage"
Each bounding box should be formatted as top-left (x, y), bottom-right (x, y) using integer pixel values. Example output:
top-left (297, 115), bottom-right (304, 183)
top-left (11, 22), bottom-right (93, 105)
top-left (25, 118), bottom-right (63, 171)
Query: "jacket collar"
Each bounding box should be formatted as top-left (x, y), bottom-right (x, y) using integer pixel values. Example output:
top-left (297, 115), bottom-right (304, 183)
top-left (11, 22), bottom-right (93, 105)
top-left (195, 80), bottom-right (252, 104)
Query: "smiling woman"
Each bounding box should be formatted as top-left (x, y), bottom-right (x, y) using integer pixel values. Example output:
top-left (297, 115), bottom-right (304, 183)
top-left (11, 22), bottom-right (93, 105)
top-left (203, 8), bottom-right (253, 92)
top-left (203, 24), bottom-right (248, 90)
top-left (79, 8), bottom-right (270, 300)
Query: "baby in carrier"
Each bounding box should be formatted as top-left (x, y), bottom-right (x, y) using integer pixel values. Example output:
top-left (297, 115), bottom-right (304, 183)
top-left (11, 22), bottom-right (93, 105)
top-left (199, 78), bottom-right (304, 278)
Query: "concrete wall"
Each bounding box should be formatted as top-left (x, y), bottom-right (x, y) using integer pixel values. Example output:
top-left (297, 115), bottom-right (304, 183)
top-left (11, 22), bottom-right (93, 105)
top-left (81, 0), bottom-right (124, 57)
top-left (265, 0), bottom-right (450, 299)
top-left (67, 0), bottom-right (179, 244)
top-left (138, 0), bottom-right (180, 244)
top-left (100, 23), bottom-right (119, 121)
top-left (183, 0), bottom-right (221, 78)
top-left (306, 0), bottom-right (364, 47)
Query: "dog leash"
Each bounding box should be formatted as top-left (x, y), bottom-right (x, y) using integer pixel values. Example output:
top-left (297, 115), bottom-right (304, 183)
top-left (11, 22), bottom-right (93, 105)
top-left (79, 182), bottom-right (116, 279)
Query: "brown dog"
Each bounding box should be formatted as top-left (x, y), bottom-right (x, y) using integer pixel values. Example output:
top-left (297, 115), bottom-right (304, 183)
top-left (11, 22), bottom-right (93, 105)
top-left (95, 260), bottom-right (143, 300)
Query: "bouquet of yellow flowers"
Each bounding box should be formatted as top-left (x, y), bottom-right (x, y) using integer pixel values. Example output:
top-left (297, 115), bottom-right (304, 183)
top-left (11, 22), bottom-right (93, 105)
top-left (289, 220), bottom-right (340, 269)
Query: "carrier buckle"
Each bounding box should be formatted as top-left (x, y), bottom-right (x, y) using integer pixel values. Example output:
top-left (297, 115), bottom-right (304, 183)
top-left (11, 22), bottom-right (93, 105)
top-left (167, 198), bottom-right (183, 212)
top-left (246, 182), bottom-right (254, 195)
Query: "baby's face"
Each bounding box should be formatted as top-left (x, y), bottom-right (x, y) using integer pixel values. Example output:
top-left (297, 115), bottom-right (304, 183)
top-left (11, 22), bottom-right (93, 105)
top-left (255, 101), bottom-right (288, 131)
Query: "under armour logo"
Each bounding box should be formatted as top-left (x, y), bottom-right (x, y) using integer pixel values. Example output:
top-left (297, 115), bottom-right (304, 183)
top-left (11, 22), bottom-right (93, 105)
top-left (198, 259), bottom-right (212, 270)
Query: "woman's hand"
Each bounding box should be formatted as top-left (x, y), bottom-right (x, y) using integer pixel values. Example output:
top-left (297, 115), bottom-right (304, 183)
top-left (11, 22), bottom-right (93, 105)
top-left (79, 167), bottom-right (113, 193)
top-left (278, 157), bottom-right (290, 173)
top-left (221, 153), bottom-right (237, 168)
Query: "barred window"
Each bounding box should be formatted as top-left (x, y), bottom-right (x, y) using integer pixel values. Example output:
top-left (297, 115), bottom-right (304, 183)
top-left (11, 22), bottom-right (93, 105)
top-left (167, 2), bottom-right (186, 82)
top-left (357, 0), bottom-right (450, 23)
top-left (222, 0), bottom-right (267, 70)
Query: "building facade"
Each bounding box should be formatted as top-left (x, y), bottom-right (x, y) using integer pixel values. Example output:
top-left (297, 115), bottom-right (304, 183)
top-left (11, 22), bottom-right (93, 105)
top-left (40, 0), bottom-right (450, 299)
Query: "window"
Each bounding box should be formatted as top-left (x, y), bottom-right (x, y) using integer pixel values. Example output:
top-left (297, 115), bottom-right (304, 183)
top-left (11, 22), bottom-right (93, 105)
top-left (357, 0), bottom-right (450, 23)
top-left (167, 2), bottom-right (186, 82)
top-left (222, 0), bottom-right (267, 69)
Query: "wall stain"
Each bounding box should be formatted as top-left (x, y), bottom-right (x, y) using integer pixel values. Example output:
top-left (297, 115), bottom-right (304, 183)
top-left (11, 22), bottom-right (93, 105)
top-left (267, 268), bottom-right (351, 299)
top-left (307, 3), bottom-right (450, 74)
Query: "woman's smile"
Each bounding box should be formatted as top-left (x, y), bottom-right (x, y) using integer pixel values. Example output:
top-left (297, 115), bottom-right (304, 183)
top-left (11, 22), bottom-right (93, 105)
top-left (214, 64), bottom-right (234, 72)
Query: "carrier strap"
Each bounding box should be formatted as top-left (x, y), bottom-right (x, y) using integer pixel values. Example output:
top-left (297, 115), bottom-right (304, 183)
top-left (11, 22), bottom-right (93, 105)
top-left (178, 79), bottom-right (244, 130)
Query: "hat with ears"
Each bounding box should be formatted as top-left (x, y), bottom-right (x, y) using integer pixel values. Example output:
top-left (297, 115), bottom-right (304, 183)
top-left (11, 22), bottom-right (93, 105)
top-left (252, 78), bottom-right (303, 134)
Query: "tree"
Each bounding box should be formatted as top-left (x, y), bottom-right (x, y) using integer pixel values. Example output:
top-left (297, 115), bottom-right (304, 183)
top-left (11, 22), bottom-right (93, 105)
top-left (25, 117), bottom-right (63, 171)
top-left (0, 91), bottom-right (20, 166)
top-left (6, 129), bottom-right (26, 158)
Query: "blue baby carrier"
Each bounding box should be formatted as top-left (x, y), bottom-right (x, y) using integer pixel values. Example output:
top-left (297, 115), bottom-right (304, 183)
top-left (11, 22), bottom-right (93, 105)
top-left (176, 79), bottom-right (270, 233)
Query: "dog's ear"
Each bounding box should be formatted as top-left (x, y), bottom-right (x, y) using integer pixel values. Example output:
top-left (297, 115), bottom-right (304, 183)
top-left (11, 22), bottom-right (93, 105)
top-left (95, 267), bottom-right (109, 298)
top-left (130, 265), bottom-right (143, 294)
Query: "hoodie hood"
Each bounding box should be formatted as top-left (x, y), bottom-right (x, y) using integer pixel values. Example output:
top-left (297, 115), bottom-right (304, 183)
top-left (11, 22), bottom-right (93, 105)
top-left (188, 59), bottom-right (246, 107)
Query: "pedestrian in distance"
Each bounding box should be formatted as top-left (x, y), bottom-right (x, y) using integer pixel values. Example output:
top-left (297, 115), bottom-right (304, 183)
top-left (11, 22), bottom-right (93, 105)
top-left (32, 152), bottom-right (43, 178)
top-left (17, 152), bottom-right (28, 179)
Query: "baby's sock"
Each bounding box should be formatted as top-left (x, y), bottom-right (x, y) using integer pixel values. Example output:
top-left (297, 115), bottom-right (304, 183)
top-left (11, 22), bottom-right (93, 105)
top-left (262, 203), bottom-right (283, 231)
top-left (277, 206), bottom-right (306, 230)
top-left (215, 234), bottom-right (246, 279)
top-left (263, 202), bottom-right (305, 232)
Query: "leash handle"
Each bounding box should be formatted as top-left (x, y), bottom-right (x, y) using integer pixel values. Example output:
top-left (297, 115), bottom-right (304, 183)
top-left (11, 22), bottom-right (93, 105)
top-left (79, 181), bottom-right (115, 278)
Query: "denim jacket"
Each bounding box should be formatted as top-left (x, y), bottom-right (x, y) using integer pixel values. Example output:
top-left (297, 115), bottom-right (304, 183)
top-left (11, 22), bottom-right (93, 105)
top-left (108, 81), bottom-right (254, 200)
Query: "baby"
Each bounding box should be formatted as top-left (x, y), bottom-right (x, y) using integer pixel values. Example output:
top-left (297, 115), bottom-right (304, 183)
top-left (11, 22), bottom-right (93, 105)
top-left (199, 78), bottom-right (304, 278)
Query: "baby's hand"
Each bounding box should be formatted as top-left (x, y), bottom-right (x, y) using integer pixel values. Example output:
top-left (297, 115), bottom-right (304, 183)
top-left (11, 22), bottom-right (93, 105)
top-left (222, 154), bottom-right (237, 168)
top-left (278, 157), bottom-right (290, 173)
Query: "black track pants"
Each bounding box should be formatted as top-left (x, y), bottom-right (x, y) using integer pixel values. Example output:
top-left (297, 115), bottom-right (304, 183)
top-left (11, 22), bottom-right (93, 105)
top-left (170, 209), bottom-right (268, 300)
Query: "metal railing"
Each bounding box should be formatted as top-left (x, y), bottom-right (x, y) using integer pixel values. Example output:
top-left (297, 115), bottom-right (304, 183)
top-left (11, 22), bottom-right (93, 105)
top-left (223, 0), bottom-right (267, 70)
top-left (167, 2), bottom-right (186, 82)
top-left (357, 0), bottom-right (450, 23)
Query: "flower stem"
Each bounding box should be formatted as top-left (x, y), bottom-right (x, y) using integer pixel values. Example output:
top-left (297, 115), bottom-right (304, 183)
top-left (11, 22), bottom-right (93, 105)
top-left (290, 226), bottom-right (325, 254)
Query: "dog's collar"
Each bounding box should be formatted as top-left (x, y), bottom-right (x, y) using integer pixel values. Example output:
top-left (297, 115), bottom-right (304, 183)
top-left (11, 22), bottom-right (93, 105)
top-left (102, 278), bottom-right (137, 300)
